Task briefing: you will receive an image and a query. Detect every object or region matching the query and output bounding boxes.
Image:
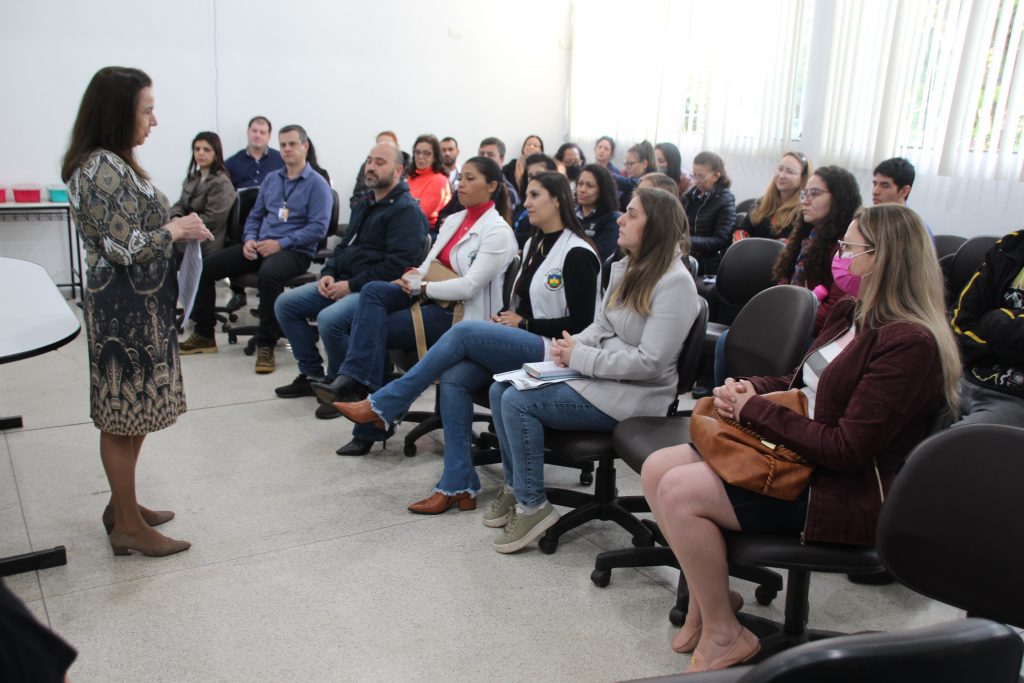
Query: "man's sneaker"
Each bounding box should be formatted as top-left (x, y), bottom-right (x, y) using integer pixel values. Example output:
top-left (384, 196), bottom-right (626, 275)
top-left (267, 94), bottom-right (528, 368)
top-left (179, 333), bottom-right (217, 355)
top-left (225, 291), bottom-right (247, 312)
top-left (275, 374), bottom-right (319, 398)
top-left (482, 487), bottom-right (517, 528)
top-left (255, 346), bottom-right (276, 374)
top-left (493, 502), bottom-right (560, 554)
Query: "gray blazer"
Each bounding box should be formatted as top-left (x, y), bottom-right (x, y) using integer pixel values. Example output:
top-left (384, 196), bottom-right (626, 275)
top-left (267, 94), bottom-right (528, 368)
top-left (567, 255), bottom-right (698, 421)
top-left (169, 169), bottom-right (236, 256)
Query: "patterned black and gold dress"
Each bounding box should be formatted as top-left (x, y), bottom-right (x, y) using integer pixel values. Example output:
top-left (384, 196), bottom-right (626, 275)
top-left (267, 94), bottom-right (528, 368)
top-left (67, 150), bottom-right (186, 435)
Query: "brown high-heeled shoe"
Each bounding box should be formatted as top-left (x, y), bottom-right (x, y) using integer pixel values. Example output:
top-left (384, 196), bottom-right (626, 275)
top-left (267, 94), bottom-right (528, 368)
top-left (102, 505), bottom-right (175, 535)
top-left (333, 399), bottom-right (386, 430)
top-left (672, 590), bottom-right (745, 653)
top-left (108, 529), bottom-right (191, 557)
top-left (407, 492), bottom-right (477, 515)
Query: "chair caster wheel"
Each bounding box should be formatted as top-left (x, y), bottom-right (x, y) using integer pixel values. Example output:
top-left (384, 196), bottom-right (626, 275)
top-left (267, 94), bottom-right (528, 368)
top-left (403, 443), bottom-right (417, 457)
top-left (539, 536), bottom-right (558, 555)
top-left (579, 471), bottom-right (593, 486)
top-left (669, 606), bottom-right (685, 627)
top-left (755, 585), bottom-right (778, 606)
top-left (591, 569), bottom-right (611, 587)
top-left (228, 313), bottom-right (238, 323)
top-left (228, 334), bottom-right (238, 345)
top-left (243, 339), bottom-right (257, 356)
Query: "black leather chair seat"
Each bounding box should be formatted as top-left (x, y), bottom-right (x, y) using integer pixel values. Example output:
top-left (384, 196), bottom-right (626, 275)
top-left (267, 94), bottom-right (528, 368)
top-left (703, 321), bottom-right (728, 355)
top-left (544, 429), bottom-right (615, 461)
top-left (726, 534), bottom-right (882, 575)
top-left (612, 415), bottom-right (690, 473)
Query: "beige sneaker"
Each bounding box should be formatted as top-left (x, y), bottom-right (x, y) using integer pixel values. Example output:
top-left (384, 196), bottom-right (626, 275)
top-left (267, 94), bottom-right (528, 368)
top-left (255, 346), bottom-right (276, 374)
top-left (179, 333), bottom-right (217, 355)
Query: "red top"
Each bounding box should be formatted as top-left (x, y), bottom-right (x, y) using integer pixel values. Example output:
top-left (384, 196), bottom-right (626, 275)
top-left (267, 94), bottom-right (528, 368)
top-left (407, 170), bottom-right (452, 229)
top-left (437, 201), bottom-right (493, 270)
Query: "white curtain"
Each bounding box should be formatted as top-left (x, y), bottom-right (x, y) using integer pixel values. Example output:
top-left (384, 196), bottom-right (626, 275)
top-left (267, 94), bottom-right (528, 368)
top-left (570, 0), bottom-right (1024, 181)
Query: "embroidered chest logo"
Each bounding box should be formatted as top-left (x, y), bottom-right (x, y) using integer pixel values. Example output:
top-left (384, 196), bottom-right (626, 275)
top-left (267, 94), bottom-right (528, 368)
top-left (545, 268), bottom-right (564, 291)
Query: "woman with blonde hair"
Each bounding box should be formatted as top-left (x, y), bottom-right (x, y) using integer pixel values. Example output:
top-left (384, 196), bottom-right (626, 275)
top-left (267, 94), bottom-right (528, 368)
top-left (736, 151), bottom-right (811, 242)
top-left (486, 187), bottom-right (700, 553)
top-left (641, 204), bottom-right (960, 672)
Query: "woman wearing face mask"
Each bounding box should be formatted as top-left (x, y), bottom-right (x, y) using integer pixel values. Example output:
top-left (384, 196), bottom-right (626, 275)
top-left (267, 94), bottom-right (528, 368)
top-left (773, 165), bottom-right (863, 334)
top-left (169, 131), bottom-right (236, 256)
top-left (331, 172), bottom-right (600, 513)
top-left (655, 142), bottom-right (694, 196)
top-left (554, 142), bottom-right (587, 189)
top-left (681, 151), bottom-right (736, 276)
top-left (641, 205), bottom-right (960, 672)
top-left (735, 152), bottom-right (812, 242)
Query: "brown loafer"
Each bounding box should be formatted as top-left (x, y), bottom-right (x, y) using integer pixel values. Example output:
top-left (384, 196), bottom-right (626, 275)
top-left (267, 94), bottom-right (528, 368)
top-left (408, 492), bottom-right (477, 515)
top-left (333, 399), bottom-right (386, 430)
top-left (685, 627), bottom-right (760, 673)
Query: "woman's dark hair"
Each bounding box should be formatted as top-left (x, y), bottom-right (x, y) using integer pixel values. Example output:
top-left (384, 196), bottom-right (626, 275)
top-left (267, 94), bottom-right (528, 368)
top-left (596, 135), bottom-right (616, 155)
top-left (305, 138), bottom-right (331, 183)
top-left (521, 135), bottom-right (544, 154)
top-left (655, 142), bottom-right (683, 183)
top-left (578, 163), bottom-right (619, 215)
top-left (462, 156), bottom-right (511, 223)
top-left (410, 134), bottom-right (444, 176)
top-left (518, 153), bottom-right (558, 199)
top-left (627, 140), bottom-right (657, 176)
top-left (773, 165), bottom-right (863, 285)
top-left (554, 143), bottom-right (587, 166)
top-left (62, 66), bottom-right (152, 182)
top-left (186, 131), bottom-right (228, 178)
top-left (692, 151), bottom-right (731, 188)
top-left (514, 172), bottom-right (598, 301)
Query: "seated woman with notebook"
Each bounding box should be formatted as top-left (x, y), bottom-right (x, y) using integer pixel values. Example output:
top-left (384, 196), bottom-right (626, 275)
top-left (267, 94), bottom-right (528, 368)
top-left (332, 172), bottom-right (601, 512)
top-left (483, 187), bottom-right (698, 554)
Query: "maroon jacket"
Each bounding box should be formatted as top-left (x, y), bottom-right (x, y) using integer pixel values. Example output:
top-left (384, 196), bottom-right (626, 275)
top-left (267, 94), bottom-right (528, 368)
top-left (741, 298), bottom-right (945, 546)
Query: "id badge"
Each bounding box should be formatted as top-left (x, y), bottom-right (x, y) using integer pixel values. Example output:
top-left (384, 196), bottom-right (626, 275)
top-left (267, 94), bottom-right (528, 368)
top-left (278, 206), bottom-right (290, 221)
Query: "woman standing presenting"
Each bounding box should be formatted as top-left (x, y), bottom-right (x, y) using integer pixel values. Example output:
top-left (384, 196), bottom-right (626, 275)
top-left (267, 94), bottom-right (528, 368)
top-left (62, 67), bottom-right (212, 557)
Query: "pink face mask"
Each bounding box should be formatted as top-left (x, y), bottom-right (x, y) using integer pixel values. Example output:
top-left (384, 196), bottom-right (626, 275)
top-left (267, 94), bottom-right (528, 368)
top-left (831, 253), bottom-right (863, 296)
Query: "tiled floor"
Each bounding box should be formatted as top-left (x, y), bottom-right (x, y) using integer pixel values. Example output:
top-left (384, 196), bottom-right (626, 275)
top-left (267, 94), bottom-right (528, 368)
top-left (2, 292), bottom-right (968, 682)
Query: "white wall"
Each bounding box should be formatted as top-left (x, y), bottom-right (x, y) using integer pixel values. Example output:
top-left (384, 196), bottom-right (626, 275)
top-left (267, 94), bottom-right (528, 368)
top-left (0, 0), bottom-right (572, 221)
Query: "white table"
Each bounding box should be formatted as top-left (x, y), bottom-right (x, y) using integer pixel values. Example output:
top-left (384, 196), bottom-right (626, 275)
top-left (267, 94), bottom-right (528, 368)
top-left (0, 256), bottom-right (80, 575)
top-left (0, 201), bottom-right (84, 300)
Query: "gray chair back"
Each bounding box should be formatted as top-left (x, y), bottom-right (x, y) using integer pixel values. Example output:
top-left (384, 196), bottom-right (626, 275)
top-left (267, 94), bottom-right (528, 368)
top-left (725, 285), bottom-right (817, 379)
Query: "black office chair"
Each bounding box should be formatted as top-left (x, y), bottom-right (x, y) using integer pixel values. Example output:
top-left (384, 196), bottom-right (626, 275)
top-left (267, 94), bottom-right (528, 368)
top-left (945, 235), bottom-right (998, 307)
top-left (625, 619), bottom-right (1023, 683)
top-left (878, 424), bottom-right (1024, 629)
top-left (527, 297), bottom-right (709, 554)
top-left (703, 237), bottom-right (786, 352)
top-left (224, 189), bottom-right (341, 353)
top-left (735, 198), bottom-right (758, 215)
top-left (222, 187), bottom-right (261, 318)
top-left (628, 425), bottom-right (1024, 683)
top-left (593, 285), bottom-right (818, 613)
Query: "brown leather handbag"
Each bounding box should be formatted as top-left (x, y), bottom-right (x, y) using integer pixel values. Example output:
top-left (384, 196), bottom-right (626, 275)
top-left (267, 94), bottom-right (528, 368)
top-left (690, 389), bottom-right (813, 501)
top-left (410, 261), bottom-right (465, 359)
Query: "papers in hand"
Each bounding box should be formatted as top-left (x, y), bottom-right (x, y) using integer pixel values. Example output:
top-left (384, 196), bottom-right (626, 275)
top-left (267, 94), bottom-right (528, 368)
top-left (177, 239), bottom-right (203, 321)
top-left (493, 361), bottom-right (582, 390)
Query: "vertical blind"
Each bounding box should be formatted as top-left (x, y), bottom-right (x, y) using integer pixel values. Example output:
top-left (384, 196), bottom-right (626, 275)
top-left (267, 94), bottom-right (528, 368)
top-left (569, 0), bottom-right (1024, 180)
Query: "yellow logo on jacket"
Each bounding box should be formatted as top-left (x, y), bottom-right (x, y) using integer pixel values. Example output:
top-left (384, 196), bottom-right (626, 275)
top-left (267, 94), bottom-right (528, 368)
top-left (545, 268), bottom-right (564, 291)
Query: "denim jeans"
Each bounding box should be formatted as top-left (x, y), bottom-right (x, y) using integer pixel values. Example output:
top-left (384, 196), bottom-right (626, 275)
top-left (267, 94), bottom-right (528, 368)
top-left (274, 281), bottom-right (361, 380)
top-left (339, 281), bottom-right (453, 441)
top-left (369, 320), bottom-right (545, 494)
top-left (713, 329), bottom-right (730, 387)
top-left (489, 381), bottom-right (618, 508)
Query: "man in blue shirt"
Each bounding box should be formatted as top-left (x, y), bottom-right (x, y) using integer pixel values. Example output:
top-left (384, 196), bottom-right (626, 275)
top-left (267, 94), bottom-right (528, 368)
top-left (225, 116), bottom-right (284, 189)
top-left (182, 124), bottom-right (334, 374)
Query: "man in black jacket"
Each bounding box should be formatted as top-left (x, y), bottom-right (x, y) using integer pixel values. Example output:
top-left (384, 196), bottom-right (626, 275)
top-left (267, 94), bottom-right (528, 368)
top-left (274, 141), bottom-right (427, 415)
top-left (951, 230), bottom-right (1024, 426)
